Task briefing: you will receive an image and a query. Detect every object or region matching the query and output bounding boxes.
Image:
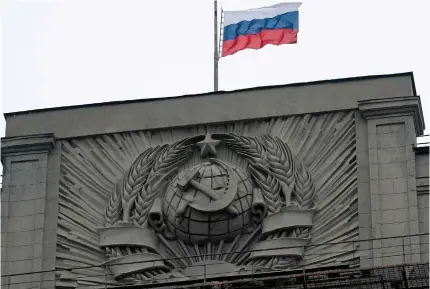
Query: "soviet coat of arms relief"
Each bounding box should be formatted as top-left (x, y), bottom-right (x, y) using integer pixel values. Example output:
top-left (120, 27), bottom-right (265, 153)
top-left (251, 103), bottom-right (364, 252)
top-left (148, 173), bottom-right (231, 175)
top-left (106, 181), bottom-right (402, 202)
top-left (99, 132), bottom-right (318, 283)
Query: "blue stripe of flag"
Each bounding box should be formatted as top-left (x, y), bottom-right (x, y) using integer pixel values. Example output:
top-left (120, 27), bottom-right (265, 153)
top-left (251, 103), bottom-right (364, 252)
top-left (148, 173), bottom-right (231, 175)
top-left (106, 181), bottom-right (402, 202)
top-left (223, 11), bottom-right (299, 41)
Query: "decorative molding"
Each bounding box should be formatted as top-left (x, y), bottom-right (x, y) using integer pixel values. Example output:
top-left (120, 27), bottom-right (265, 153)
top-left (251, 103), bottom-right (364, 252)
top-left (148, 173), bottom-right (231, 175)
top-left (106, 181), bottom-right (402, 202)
top-left (5, 73), bottom-right (415, 139)
top-left (261, 208), bottom-right (315, 236)
top-left (105, 253), bottom-right (172, 280)
top-left (1, 133), bottom-right (55, 158)
top-left (98, 223), bottom-right (159, 249)
top-left (97, 135), bottom-right (316, 279)
top-left (358, 96), bottom-right (425, 135)
top-left (57, 112), bottom-right (358, 287)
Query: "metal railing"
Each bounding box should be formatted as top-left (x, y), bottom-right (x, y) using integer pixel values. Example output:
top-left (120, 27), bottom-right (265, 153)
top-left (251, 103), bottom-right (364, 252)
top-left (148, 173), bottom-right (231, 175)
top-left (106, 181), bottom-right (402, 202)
top-left (1, 233), bottom-right (429, 288)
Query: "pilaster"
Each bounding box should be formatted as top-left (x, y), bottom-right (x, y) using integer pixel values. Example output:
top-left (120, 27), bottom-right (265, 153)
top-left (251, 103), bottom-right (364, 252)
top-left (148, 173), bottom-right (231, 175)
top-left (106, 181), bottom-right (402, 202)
top-left (414, 146), bottom-right (429, 263)
top-left (358, 96), bottom-right (424, 267)
top-left (1, 134), bottom-right (58, 289)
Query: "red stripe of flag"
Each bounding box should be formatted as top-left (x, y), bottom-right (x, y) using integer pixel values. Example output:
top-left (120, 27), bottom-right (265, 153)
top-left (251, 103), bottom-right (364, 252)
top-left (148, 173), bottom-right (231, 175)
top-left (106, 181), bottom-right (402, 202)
top-left (222, 28), bottom-right (298, 57)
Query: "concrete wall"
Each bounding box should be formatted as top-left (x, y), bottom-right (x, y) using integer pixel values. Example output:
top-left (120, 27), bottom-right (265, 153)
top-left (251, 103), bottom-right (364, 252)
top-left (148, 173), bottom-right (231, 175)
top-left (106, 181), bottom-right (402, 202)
top-left (415, 148), bottom-right (429, 262)
top-left (4, 73), bottom-right (418, 139)
top-left (356, 96), bottom-right (426, 267)
top-left (1, 135), bottom-right (59, 289)
top-left (1, 73), bottom-right (427, 288)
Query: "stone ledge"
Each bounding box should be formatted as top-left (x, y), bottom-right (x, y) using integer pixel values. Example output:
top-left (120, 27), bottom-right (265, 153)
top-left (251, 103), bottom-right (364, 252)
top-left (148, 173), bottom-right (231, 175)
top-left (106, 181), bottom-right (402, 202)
top-left (3, 73), bottom-right (417, 139)
top-left (1, 134), bottom-right (55, 158)
top-left (414, 145), bottom-right (429, 154)
top-left (358, 96), bottom-right (425, 136)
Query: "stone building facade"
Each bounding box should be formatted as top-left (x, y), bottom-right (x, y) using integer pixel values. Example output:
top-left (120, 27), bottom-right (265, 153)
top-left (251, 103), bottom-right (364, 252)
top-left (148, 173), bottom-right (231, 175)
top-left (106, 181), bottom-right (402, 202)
top-left (1, 72), bottom-right (428, 288)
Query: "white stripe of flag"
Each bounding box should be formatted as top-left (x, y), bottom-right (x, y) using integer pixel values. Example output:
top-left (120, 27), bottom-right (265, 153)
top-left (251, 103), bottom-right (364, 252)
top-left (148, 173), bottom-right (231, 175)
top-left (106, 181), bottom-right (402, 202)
top-left (223, 2), bottom-right (302, 26)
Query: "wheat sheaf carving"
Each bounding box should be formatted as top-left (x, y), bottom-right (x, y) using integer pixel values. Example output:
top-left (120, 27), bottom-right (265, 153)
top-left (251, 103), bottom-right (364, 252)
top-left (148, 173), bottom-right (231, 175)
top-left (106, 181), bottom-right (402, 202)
top-left (134, 138), bottom-right (194, 227)
top-left (249, 163), bottom-right (282, 214)
top-left (103, 138), bottom-right (195, 275)
top-left (269, 165), bottom-right (316, 270)
top-left (224, 134), bottom-right (282, 214)
top-left (102, 133), bottom-right (318, 279)
top-left (121, 146), bottom-right (162, 222)
top-left (104, 138), bottom-right (195, 228)
top-left (104, 183), bottom-right (122, 227)
top-left (262, 135), bottom-right (295, 206)
top-left (292, 165), bottom-right (316, 238)
top-left (61, 112), bottom-right (357, 286)
top-left (223, 133), bottom-right (316, 271)
top-left (223, 133), bottom-right (302, 214)
top-left (294, 164), bottom-right (316, 210)
top-left (223, 134), bottom-right (267, 166)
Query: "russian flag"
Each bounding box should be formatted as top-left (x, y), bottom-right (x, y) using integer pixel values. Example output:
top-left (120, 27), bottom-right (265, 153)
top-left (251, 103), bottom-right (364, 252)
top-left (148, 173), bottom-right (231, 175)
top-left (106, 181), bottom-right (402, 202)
top-left (222, 2), bottom-right (301, 57)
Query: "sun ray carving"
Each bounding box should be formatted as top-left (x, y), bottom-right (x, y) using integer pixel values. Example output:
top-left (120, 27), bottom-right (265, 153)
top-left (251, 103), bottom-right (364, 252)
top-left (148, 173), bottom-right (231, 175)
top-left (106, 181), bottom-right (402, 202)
top-left (57, 111), bottom-right (357, 287)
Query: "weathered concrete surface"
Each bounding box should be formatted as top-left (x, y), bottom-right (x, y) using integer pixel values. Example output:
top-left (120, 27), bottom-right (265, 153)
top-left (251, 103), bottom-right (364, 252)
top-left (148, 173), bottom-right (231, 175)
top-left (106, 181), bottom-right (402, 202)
top-left (1, 134), bottom-right (59, 288)
top-left (357, 96), bottom-right (426, 267)
top-left (415, 146), bottom-right (429, 263)
top-left (1, 72), bottom-right (428, 289)
top-left (3, 72), bottom-right (418, 139)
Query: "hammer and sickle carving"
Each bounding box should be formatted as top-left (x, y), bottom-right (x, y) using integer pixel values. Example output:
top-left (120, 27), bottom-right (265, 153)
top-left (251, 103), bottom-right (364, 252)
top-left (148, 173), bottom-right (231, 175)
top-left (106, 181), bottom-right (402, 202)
top-left (177, 159), bottom-right (239, 215)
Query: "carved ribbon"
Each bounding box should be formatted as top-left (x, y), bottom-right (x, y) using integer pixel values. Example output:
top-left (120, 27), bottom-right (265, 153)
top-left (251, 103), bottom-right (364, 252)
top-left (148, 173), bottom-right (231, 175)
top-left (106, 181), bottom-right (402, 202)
top-left (105, 253), bottom-right (171, 280)
top-left (249, 237), bottom-right (310, 259)
top-left (261, 207), bottom-right (316, 236)
top-left (98, 223), bottom-right (159, 253)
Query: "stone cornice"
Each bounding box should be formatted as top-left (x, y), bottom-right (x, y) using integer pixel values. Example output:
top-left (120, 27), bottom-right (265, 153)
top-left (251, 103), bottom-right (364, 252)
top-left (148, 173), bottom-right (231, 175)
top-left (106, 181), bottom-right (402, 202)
top-left (4, 73), bottom-right (416, 139)
top-left (1, 133), bottom-right (55, 158)
top-left (358, 96), bottom-right (425, 136)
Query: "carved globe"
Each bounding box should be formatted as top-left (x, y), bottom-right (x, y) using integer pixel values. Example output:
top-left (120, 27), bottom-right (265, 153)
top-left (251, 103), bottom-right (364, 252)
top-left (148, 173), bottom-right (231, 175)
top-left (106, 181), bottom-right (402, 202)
top-left (163, 161), bottom-right (254, 245)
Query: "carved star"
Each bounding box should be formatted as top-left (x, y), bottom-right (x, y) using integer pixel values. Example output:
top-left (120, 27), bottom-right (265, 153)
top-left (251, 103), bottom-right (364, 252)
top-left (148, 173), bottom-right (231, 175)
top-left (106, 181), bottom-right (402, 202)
top-left (196, 133), bottom-right (221, 158)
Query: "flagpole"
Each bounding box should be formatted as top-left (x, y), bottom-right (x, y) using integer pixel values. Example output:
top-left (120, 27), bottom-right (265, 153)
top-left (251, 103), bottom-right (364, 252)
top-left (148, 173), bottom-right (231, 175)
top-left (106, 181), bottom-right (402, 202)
top-left (214, 0), bottom-right (219, 92)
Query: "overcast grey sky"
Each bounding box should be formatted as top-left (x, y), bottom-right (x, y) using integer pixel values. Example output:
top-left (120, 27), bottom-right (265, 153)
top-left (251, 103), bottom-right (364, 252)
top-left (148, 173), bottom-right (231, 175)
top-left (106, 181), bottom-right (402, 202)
top-left (1, 0), bottom-right (429, 140)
